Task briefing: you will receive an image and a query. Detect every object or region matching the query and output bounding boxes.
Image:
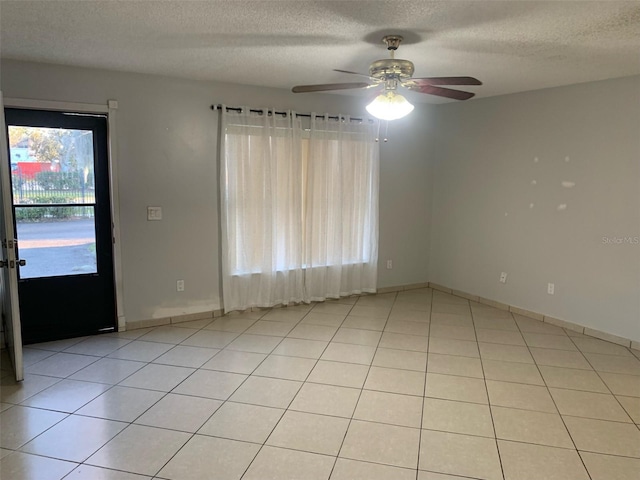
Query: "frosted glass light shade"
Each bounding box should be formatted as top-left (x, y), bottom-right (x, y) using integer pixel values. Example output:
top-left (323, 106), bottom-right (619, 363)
top-left (366, 91), bottom-right (414, 121)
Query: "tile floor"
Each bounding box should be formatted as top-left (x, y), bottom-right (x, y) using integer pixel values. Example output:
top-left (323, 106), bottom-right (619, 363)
top-left (1, 288), bottom-right (639, 480)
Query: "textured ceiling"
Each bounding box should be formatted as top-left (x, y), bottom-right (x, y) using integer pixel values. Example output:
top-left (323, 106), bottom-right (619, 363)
top-left (1, 1), bottom-right (639, 102)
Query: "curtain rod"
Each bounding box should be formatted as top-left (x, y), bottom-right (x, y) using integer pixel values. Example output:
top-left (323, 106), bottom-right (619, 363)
top-left (210, 104), bottom-right (372, 123)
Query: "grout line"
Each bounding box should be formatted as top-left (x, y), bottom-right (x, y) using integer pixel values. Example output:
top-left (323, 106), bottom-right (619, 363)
top-left (415, 287), bottom-right (433, 480)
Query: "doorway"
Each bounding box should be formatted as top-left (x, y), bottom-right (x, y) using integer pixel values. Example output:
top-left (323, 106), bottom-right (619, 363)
top-left (5, 108), bottom-right (116, 344)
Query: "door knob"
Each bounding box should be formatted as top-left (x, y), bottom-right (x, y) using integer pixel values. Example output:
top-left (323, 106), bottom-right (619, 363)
top-left (0, 260), bottom-right (6, 268)
top-left (17, 259), bottom-right (26, 267)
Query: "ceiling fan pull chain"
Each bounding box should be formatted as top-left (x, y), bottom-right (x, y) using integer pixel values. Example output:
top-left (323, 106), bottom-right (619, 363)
top-left (383, 120), bottom-right (389, 143)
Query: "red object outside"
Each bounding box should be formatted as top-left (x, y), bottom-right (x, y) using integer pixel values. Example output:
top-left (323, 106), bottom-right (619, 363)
top-left (13, 162), bottom-right (57, 179)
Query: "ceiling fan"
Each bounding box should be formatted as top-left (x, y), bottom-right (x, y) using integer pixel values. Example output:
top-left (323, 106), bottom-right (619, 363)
top-left (292, 35), bottom-right (482, 120)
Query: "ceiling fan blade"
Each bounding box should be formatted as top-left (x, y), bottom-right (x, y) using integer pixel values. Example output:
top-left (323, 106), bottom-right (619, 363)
top-left (407, 76), bottom-right (482, 86)
top-left (333, 69), bottom-right (377, 80)
top-left (292, 82), bottom-right (370, 93)
top-left (409, 84), bottom-right (476, 100)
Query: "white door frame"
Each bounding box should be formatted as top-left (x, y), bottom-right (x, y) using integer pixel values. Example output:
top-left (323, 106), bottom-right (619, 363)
top-left (4, 97), bottom-right (126, 330)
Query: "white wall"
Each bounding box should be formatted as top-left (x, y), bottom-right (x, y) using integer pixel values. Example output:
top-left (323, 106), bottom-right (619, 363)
top-left (0, 60), bottom-right (432, 324)
top-left (429, 76), bottom-right (640, 342)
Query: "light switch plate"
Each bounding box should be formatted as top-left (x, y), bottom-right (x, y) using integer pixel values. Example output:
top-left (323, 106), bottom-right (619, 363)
top-left (147, 206), bottom-right (162, 221)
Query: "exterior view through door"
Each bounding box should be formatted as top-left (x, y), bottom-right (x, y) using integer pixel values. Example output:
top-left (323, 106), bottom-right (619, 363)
top-left (5, 108), bottom-right (116, 344)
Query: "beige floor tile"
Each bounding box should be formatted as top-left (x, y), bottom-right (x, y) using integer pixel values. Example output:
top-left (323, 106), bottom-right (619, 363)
top-left (473, 317), bottom-right (518, 331)
top-left (244, 320), bottom-right (294, 337)
top-left (311, 302), bottom-right (353, 315)
top-left (599, 372), bottom-right (640, 397)
top-left (272, 338), bottom-right (329, 359)
top-left (419, 430), bottom-right (502, 480)
top-left (341, 420), bottom-right (420, 468)
top-left (0, 405), bottom-right (67, 449)
top-left (332, 327), bottom-right (382, 346)
top-left (349, 305), bottom-right (391, 319)
top-left (0, 451), bottom-right (76, 480)
top-left (432, 304), bottom-right (470, 315)
top-left (387, 308), bottom-right (430, 324)
top-left (430, 313), bottom-right (473, 328)
top-left (287, 324), bottom-right (338, 341)
top-left (616, 395), bottom-right (640, 422)
top-left (21, 414), bottom-right (126, 462)
top-left (229, 376), bottom-right (302, 409)
top-left (479, 343), bottom-right (534, 363)
top-left (583, 352), bottom-right (640, 375)
top-left (224, 333), bottom-right (282, 354)
top-left (342, 315), bottom-right (387, 331)
top-left (572, 337), bottom-right (634, 356)
top-left (379, 332), bottom-right (429, 352)
top-left (25, 352), bottom-right (100, 378)
top-left (107, 341), bottom-right (174, 362)
top-left (198, 401), bottom-right (284, 443)
top-left (180, 330), bottom-right (239, 349)
top-left (290, 382), bottom-right (360, 418)
top-left (354, 389), bottom-right (423, 427)
top-left (372, 348), bottom-right (427, 372)
top-left (75, 386), bottom-right (164, 422)
top-left (204, 317), bottom-right (257, 332)
top-left (64, 336), bottom-right (133, 357)
top-left (69, 358), bottom-right (145, 384)
top-left (0, 373), bottom-right (60, 404)
top-left (86, 424), bottom-right (190, 476)
top-left (427, 353), bottom-right (483, 378)
top-left (539, 365), bottom-right (608, 392)
top-left (429, 325), bottom-right (476, 342)
top-left (134, 393), bottom-right (222, 432)
top-left (307, 360), bottom-right (369, 388)
top-left (418, 471), bottom-right (473, 480)
top-left (21, 379), bottom-right (110, 413)
top-left (300, 312), bottom-right (346, 327)
top-left (65, 464), bottom-right (151, 479)
top-left (498, 440), bottom-right (589, 480)
top-left (472, 306), bottom-right (512, 319)
top-left (105, 328), bottom-right (154, 340)
top-left (321, 342), bottom-right (376, 365)
top-left (492, 406), bottom-right (573, 448)
top-left (243, 445), bottom-right (335, 480)
top-left (428, 338), bottom-right (479, 358)
top-left (118, 364), bottom-right (194, 392)
top-left (580, 451), bottom-right (640, 480)
top-left (253, 354), bottom-right (315, 381)
top-left (31, 337), bottom-right (87, 352)
top-left (425, 373), bottom-right (488, 404)
top-left (151, 345), bottom-right (219, 368)
top-left (482, 359), bottom-right (544, 385)
top-left (201, 350), bottom-right (266, 374)
top-left (550, 388), bottom-right (632, 422)
top-left (137, 326), bottom-right (196, 345)
top-left (365, 366), bottom-right (425, 396)
top-left (331, 458), bottom-right (415, 480)
top-left (172, 318), bottom-right (214, 330)
top-left (267, 410), bottom-right (349, 455)
top-left (262, 309), bottom-right (308, 323)
top-left (514, 315), bottom-right (566, 334)
top-left (486, 380), bottom-right (557, 413)
top-left (393, 302), bottom-right (431, 314)
top-left (530, 348), bottom-right (592, 370)
top-left (158, 435), bottom-right (260, 480)
top-left (422, 397), bottom-right (494, 437)
top-left (522, 332), bottom-right (578, 350)
top-left (475, 328), bottom-right (526, 346)
top-left (563, 416), bottom-right (640, 457)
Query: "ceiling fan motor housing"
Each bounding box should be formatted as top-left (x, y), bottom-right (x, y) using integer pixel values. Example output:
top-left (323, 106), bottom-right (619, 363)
top-left (369, 58), bottom-right (415, 81)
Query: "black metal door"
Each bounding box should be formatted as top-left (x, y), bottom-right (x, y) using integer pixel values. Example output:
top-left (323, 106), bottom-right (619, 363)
top-left (5, 108), bottom-right (116, 344)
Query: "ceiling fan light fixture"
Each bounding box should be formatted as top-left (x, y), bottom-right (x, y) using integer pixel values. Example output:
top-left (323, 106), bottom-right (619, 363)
top-left (366, 91), bottom-right (414, 121)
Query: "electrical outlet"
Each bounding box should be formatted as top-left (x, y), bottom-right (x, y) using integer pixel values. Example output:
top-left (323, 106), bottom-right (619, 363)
top-left (386, 260), bottom-right (393, 269)
top-left (147, 206), bottom-right (162, 221)
top-left (499, 272), bottom-right (507, 284)
top-left (177, 280), bottom-right (184, 292)
top-left (547, 283), bottom-right (555, 295)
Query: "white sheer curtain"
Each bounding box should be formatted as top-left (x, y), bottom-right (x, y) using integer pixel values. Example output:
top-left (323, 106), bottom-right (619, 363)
top-left (220, 107), bottom-right (379, 312)
top-left (220, 107), bottom-right (304, 311)
top-left (304, 115), bottom-right (379, 300)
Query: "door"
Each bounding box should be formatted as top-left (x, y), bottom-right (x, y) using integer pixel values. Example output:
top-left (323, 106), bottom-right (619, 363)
top-left (0, 93), bottom-right (23, 380)
top-left (5, 108), bottom-right (116, 344)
